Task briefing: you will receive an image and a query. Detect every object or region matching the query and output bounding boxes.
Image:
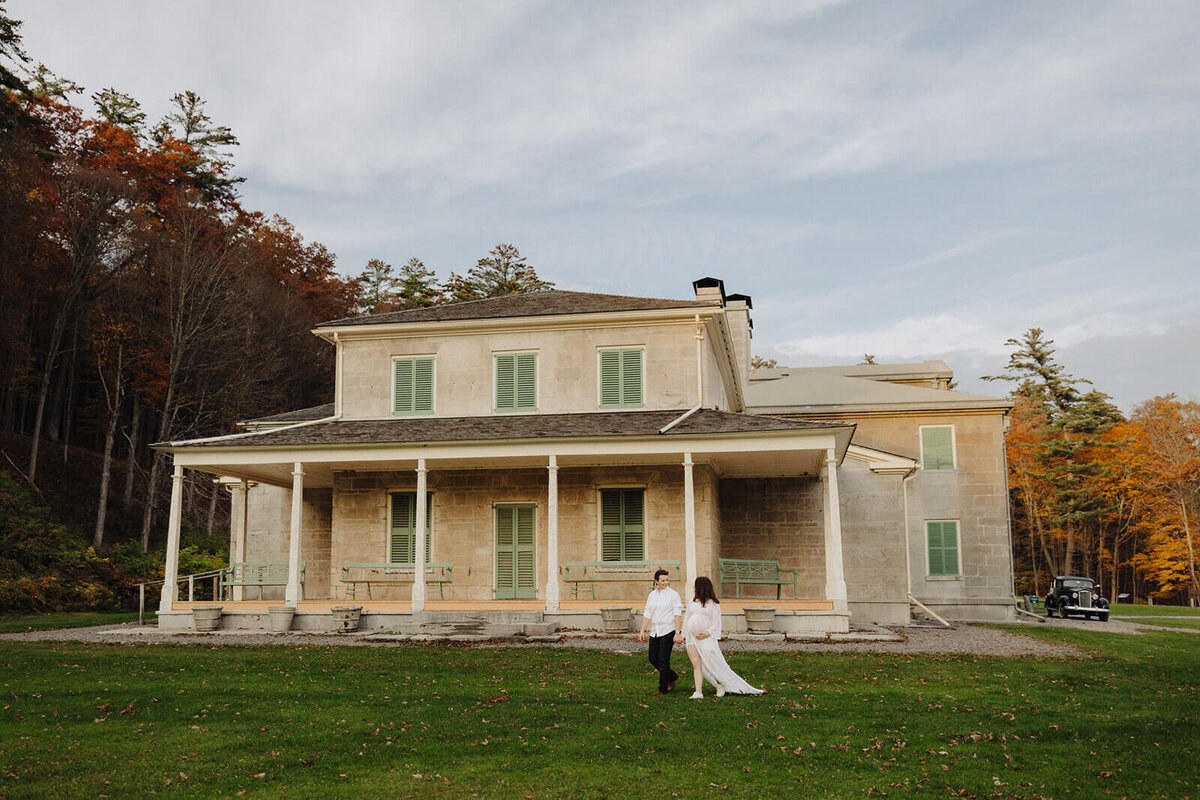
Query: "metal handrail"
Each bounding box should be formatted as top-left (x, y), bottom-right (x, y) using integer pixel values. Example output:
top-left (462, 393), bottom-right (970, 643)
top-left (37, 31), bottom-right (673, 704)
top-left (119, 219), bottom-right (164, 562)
top-left (137, 568), bottom-right (227, 625)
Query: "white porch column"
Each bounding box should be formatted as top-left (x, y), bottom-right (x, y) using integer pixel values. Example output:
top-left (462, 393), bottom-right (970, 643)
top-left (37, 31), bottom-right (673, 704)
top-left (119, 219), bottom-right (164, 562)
top-left (285, 462), bottom-right (304, 608)
top-left (413, 459), bottom-right (428, 612)
top-left (545, 455), bottom-right (560, 611)
top-left (822, 448), bottom-right (849, 614)
top-left (227, 480), bottom-right (250, 602)
top-left (158, 464), bottom-right (185, 613)
top-left (683, 452), bottom-right (697, 599)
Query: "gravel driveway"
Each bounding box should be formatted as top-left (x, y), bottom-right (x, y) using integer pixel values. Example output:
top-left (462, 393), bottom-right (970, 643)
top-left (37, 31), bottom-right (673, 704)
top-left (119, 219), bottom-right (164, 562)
top-left (12, 616), bottom-right (1183, 658)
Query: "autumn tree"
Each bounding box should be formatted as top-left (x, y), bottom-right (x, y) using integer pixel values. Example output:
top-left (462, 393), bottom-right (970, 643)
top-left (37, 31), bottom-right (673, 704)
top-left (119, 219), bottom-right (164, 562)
top-left (1127, 397), bottom-right (1200, 602)
top-left (442, 243), bottom-right (552, 301)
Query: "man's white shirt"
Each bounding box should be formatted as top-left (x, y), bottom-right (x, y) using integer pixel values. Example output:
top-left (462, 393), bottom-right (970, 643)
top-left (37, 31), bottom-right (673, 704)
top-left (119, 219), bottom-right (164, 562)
top-left (643, 586), bottom-right (683, 638)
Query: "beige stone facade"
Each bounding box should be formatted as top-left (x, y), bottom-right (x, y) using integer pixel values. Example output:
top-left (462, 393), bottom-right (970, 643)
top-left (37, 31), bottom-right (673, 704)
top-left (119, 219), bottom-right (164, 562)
top-left (160, 280), bottom-right (1016, 632)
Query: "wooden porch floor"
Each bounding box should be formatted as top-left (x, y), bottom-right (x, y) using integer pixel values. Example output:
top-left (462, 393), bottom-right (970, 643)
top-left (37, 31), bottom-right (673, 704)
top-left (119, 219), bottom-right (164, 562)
top-left (173, 599), bottom-right (835, 612)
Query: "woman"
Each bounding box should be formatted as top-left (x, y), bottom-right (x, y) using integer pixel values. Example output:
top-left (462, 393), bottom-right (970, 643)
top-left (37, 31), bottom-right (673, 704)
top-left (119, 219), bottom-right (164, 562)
top-left (682, 576), bottom-right (764, 698)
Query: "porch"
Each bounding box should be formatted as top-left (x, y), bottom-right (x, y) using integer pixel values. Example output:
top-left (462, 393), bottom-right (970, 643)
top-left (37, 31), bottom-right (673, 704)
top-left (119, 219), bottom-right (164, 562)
top-left (157, 409), bottom-right (856, 633)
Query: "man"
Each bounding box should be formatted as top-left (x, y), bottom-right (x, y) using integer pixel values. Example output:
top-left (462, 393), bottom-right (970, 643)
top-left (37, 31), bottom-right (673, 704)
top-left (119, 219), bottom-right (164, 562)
top-left (637, 569), bottom-right (683, 695)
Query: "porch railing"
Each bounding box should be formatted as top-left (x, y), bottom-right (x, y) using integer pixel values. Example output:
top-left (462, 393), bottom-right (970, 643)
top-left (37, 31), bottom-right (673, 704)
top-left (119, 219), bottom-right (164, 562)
top-left (136, 568), bottom-right (225, 625)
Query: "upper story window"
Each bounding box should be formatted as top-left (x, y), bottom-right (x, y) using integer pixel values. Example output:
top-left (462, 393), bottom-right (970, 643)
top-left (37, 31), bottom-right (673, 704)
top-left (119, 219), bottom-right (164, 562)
top-left (920, 425), bottom-right (956, 470)
top-left (393, 357), bottom-right (434, 415)
top-left (495, 351), bottom-right (537, 412)
top-left (599, 348), bottom-right (644, 408)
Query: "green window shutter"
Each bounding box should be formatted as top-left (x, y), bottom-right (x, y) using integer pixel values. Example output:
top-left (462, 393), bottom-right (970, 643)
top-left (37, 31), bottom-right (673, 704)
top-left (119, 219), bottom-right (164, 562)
top-left (599, 349), bottom-right (643, 408)
top-left (515, 353), bottom-right (537, 410)
top-left (600, 351), bottom-right (621, 407)
top-left (496, 353), bottom-right (535, 411)
top-left (921, 427), bottom-right (955, 470)
top-left (600, 489), bottom-right (645, 561)
top-left (394, 358), bottom-right (434, 415)
top-left (389, 492), bottom-right (432, 564)
top-left (496, 354), bottom-right (516, 411)
top-left (413, 358), bottom-right (433, 413)
top-left (600, 490), bottom-right (623, 561)
top-left (393, 359), bottom-right (414, 415)
top-left (927, 521), bottom-right (959, 576)
top-left (622, 349), bottom-right (642, 406)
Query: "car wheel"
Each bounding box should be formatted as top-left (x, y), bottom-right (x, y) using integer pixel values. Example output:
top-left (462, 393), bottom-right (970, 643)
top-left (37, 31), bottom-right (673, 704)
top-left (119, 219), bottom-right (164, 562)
top-left (1099, 611), bottom-right (1109, 622)
top-left (1059, 603), bottom-right (1070, 620)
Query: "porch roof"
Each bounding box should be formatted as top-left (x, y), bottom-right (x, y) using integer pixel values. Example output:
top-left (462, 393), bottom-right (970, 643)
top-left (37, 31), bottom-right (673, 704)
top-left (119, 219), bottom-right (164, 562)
top-left (168, 408), bottom-right (848, 449)
top-left (162, 409), bottom-right (855, 488)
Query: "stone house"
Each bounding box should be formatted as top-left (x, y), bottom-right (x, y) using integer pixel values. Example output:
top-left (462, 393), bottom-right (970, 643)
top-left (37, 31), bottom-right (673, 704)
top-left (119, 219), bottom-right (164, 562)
top-left (155, 278), bottom-right (1015, 631)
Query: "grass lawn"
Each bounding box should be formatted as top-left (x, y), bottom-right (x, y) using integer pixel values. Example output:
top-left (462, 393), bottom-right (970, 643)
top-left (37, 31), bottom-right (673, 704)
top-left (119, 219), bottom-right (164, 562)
top-left (1, 627), bottom-right (1197, 798)
top-left (0, 612), bottom-right (150, 634)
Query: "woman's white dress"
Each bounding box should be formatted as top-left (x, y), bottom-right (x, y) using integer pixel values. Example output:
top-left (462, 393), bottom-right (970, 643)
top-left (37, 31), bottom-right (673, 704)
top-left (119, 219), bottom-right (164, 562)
top-left (682, 599), bottom-right (764, 695)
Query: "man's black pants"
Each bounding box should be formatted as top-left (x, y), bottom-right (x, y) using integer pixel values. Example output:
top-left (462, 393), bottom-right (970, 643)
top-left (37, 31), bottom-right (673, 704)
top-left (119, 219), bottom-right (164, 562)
top-left (648, 632), bottom-right (678, 692)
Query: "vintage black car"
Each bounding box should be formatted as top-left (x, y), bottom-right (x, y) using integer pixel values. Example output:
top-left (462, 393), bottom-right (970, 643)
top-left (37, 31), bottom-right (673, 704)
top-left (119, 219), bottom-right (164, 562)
top-left (1045, 576), bottom-right (1109, 621)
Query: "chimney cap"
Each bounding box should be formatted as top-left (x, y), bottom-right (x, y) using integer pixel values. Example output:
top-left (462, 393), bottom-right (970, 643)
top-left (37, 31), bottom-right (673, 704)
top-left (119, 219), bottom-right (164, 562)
top-left (726, 293), bottom-right (752, 309)
top-left (692, 277), bottom-right (726, 305)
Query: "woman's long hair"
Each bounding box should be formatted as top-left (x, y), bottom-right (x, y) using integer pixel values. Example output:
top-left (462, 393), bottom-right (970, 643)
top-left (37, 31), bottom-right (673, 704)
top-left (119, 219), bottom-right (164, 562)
top-left (693, 576), bottom-right (719, 606)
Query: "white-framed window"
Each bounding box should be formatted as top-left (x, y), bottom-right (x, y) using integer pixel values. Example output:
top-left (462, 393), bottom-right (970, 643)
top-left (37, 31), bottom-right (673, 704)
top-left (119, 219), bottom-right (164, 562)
top-left (925, 520), bottom-right (961, 577)
top-left (389, 491), bottom-right (433, 563)
top-left (919, 425), bottom-right (956, 470)
top-left (598, 348), bottom-right (644, 408)
top-left (494, 351), bottom-right (537, 412)
top-left (392, 356), bottom-right (435, 416)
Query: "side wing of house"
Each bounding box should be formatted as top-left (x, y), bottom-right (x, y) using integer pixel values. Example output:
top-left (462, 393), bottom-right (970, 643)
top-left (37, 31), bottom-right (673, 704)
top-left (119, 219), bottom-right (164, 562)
top-left (746, 366), bottom-right (1017, 623)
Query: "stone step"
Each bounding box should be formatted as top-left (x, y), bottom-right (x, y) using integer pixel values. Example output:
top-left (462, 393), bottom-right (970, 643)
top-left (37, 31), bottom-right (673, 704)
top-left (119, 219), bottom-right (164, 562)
top-left (417, 620), bottom-right (558, 637)
top-left (419, 610), bottom-right (546, 624)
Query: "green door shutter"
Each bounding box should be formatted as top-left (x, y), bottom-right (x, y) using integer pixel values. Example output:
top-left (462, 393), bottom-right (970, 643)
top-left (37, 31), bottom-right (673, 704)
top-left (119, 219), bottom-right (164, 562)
top-left (390, 492), bottom-right (432, 563)
top-left (495, 505), bottom-right (536, 599)
top-left (921, 427), bottom-right (954, 470)
top-left (600, 489), bottom-right (645, 561)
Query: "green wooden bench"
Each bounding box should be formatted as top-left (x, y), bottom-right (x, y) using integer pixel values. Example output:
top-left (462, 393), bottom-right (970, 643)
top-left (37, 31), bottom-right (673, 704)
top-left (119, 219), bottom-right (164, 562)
top-left (339, 562), bottom-right (454, 600)
top-left (718, 558), bottom-right (798, 599)
top-left (563, 560), bottom-right (681, 600)
top-left (220, 562), bottom-right (304, 601)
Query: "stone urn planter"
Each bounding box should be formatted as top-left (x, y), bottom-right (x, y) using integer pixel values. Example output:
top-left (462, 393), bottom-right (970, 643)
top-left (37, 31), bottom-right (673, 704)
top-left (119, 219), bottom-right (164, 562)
top-left (600, 606), bottom-right (632, 634)
top-left (743, 606), bottom-right (776, 635)
top-left (191, 605), bottom-right (223, 632)
top-left (267, 606), bottom-right (295, 632)
top-left (331, 605), bottom-right (363, 632)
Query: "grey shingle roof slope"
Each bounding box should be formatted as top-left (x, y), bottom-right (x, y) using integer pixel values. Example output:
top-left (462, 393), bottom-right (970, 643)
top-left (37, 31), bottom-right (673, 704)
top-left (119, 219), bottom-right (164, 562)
top-left (243, 403), bottom-right (335, 425)
top-left (745, 369), bottom-right (1010, 412)
top-left (316, 289), bottom-right (716, 327)
top-left (174, 409), bottom-right (849, 449)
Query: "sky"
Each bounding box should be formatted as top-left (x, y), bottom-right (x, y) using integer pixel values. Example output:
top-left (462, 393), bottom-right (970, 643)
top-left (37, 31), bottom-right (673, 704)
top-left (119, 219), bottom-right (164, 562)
top-left (9, 0), bottom-right (1199, 411)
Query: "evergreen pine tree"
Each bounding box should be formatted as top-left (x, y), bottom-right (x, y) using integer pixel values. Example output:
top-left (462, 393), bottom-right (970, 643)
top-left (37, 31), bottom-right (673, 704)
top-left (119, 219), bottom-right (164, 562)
top-left (985, 328), bottom-right (1123, 575)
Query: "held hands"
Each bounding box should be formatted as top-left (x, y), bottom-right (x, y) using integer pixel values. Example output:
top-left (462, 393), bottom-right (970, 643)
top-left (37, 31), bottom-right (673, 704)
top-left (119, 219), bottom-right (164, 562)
top-left (673, 634), bottom-right (683, 644)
